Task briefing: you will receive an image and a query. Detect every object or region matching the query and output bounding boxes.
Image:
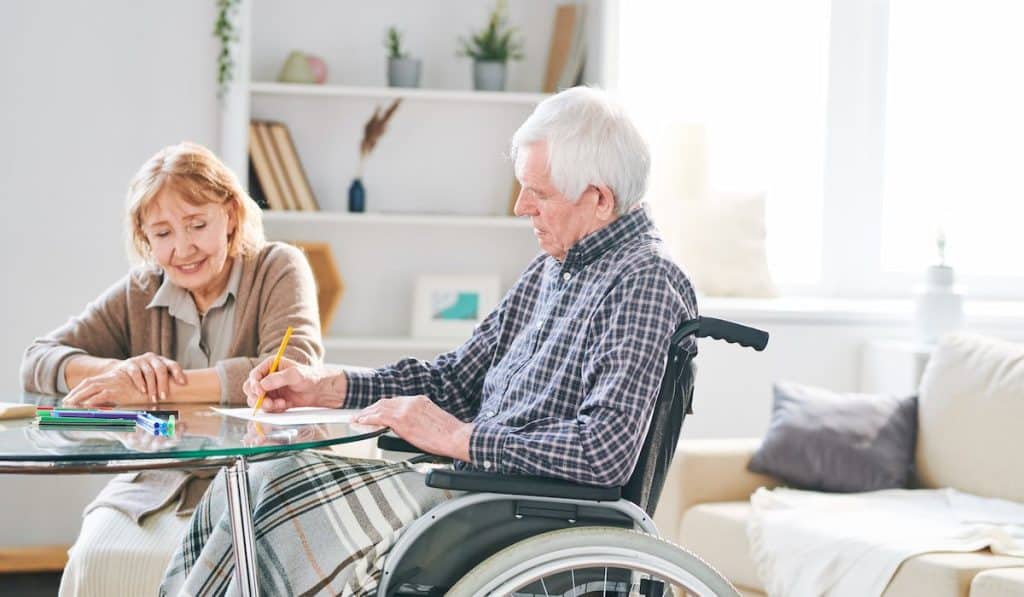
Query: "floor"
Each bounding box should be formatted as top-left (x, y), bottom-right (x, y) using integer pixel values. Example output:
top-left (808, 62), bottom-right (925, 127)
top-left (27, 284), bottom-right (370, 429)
top-left (0, 572), bottom-right (62, 596)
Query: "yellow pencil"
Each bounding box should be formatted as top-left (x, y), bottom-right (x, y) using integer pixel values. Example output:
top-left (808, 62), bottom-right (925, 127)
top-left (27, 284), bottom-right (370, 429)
top-left (252, 326), bottom-right (294, 415)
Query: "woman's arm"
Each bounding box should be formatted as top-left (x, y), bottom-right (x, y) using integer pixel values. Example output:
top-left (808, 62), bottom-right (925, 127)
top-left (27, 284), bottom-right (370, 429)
top-left (22, 276), bottom-right (132, 395)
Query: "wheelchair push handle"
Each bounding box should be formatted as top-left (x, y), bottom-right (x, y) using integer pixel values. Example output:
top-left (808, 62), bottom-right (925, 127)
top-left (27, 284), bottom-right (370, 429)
top-left (672, 316), bottom-right (769, 351)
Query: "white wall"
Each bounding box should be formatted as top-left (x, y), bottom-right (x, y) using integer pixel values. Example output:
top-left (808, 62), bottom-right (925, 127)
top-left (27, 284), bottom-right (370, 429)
top-left (0, 0), bottom-right (219, 548)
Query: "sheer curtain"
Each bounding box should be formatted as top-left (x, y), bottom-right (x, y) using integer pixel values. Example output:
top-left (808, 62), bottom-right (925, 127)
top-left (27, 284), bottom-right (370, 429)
top-left (615, 1), bottom-right (831, 287)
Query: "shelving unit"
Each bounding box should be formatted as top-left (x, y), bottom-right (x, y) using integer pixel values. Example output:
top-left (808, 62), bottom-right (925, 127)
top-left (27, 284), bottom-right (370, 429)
top-left (221, 0), bottom-right (609, 365)
top-left (261, 210), bottom-right (531, 229)
top-left (250, 81), bottom-right (550, 105)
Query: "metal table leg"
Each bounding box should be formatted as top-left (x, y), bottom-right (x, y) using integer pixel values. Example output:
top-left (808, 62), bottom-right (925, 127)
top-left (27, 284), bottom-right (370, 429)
top-left (225, 455), bottom-right (260, 596)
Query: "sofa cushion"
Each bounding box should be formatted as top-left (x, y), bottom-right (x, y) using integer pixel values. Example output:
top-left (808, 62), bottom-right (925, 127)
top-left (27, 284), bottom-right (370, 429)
top-left (678, 500), bottom-right (1024, 597)
top-left (748, 381), bottom-right (918, 492)
top-left (679, 501), bottom-right (764, 592)
top-left (884, 551), bottom-right (1024, 597)
top-left (916, 334), bottom-right (1024, 502)
top-left (971, 566), bottom-right (1024, 597)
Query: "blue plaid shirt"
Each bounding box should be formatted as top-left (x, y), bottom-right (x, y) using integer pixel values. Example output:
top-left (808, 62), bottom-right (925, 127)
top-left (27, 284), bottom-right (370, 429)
top-left (346, 206), bottom-right (698, 487)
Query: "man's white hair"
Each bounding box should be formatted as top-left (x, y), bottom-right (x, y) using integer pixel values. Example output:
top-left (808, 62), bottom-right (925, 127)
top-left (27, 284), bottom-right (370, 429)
top-left (510, 86), bottom-right (650, 215)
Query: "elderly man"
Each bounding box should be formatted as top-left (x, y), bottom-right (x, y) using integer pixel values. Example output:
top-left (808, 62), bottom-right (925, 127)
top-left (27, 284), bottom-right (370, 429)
top-left (161, 86), bottom-right (698, 596)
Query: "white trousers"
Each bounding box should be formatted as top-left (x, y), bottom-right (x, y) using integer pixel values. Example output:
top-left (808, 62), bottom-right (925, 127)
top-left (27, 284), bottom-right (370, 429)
top-left (59, 502), bottom-right (190, 597)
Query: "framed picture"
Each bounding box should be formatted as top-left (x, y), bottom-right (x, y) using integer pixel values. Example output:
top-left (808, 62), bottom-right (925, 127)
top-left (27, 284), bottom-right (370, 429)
top-left (412, 275), bottom-right (501, 339)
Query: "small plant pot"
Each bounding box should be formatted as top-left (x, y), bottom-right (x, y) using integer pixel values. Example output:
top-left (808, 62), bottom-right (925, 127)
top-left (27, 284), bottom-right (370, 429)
top-left (473, 60), bottom-right (507, 91)
top-left (388, 57), bottom-right (422, 88)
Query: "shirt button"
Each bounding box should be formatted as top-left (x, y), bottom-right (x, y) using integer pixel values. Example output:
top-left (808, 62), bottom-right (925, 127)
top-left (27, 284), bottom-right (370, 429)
top-left (483, 460), bottom-right (492, 469)
top-left (486, 410), bottom-right (497, 418)
top-left (563, 272), bottom-right (572, 281)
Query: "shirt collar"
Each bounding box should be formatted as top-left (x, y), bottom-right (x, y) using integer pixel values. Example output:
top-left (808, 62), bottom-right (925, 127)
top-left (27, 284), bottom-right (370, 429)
top-left (561, 203), bottom-right (655, 269)
top-left (147, 257), bottom-right (242, 323)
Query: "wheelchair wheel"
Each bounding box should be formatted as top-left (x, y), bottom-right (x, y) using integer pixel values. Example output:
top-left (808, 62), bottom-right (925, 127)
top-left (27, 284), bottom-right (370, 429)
top-left (448, 527), bottom-right (739, 597)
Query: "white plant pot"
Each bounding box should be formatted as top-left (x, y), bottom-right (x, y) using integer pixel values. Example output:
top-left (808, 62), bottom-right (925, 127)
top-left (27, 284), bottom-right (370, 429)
top-left (473, 60), bottom-right (507, 91)
top-left (388, 57), bottom-right (422, 88)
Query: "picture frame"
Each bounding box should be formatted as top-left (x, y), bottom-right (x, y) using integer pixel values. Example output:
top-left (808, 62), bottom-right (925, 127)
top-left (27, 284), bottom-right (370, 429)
top-left (411, 275), bottom-right (501, 339)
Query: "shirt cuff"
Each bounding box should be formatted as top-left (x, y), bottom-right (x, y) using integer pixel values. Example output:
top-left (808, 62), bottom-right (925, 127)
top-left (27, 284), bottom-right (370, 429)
top-left (343, 367), bottom-right (385, 409)
top-left (55, 350), bottom-right (87, 394)
top-left (468, 420), bottom-right (512, 472)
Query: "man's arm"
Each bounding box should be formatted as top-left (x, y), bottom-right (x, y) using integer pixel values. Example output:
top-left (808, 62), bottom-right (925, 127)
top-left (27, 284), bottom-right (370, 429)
top-left (468, 270), bottom-right (692, 487)
top-left (344, 305), bottom-right (503, 420)
top-left (345, 256), bottom-right (543, 418)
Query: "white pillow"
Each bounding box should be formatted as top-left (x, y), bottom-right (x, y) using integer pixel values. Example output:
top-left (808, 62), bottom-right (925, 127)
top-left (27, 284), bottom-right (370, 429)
top-left (916, 333), bottom-right (1024, 502)
top-left (677, 191), bottom-right (777, 298)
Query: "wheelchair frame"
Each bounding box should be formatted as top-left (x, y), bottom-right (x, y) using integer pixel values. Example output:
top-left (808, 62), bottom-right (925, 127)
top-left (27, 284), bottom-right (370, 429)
top-left (373, 316), bottom-right (768, 596)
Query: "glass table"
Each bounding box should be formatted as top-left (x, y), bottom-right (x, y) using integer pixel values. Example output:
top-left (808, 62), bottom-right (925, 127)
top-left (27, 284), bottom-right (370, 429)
top-left (0, 395), bottom-right (386, 596)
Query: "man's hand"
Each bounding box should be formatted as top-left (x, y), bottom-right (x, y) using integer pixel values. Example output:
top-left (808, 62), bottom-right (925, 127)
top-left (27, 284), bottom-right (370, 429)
top-left (353, 396), bottom-right (473, 462)
top-left (243, 356), bottom-right (345, 412)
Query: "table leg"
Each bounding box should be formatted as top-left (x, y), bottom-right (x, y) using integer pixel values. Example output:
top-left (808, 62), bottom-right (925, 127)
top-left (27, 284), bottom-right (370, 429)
top-left (225, 455), bottom-right (260, 596)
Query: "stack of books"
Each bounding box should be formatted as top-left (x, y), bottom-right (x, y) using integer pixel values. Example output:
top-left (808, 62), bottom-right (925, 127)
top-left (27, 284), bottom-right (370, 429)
top-left (249, 120), bottom-right (320, 211)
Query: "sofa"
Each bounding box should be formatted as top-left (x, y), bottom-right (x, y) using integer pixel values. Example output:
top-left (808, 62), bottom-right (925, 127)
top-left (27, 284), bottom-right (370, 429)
top-left (653, 333), bottom-right (1024, 597)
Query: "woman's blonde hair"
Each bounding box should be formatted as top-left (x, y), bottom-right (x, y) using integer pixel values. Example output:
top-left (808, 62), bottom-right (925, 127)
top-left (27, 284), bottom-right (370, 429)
top-left (126, 142), bottom-right (265, 264)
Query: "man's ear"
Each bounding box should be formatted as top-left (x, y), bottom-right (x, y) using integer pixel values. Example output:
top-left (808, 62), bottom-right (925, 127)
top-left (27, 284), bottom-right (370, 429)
top-left (594, 185), bottom-right (617, 219)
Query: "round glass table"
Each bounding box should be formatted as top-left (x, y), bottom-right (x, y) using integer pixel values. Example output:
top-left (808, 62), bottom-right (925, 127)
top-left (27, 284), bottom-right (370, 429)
top-left (0, 395), bottom-right (386, 596)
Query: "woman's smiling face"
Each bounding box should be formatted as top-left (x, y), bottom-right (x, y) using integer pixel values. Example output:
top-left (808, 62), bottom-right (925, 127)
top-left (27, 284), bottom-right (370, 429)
top-left (141, 186), bottom-right (236, 308)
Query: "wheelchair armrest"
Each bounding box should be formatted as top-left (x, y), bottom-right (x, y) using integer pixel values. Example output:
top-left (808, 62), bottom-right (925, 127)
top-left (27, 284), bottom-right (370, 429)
top-left (377, 432), bottom-right (427, 454)
top-left (426, 469), bottom-right (622, 502)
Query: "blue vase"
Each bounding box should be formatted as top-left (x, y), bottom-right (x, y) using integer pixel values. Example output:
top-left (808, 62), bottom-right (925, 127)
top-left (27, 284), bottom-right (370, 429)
top-left (348, 178), bottom-right (365, 212)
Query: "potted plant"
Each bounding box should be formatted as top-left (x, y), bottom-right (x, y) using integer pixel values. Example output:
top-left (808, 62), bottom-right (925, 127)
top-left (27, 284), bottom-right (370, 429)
top-left (458, 0), bottom-right (524, 91)
top-left (386, 26), bottom-right (421, 88)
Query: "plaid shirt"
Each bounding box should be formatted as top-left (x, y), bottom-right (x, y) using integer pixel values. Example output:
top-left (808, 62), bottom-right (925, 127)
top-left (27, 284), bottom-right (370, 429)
top-left (346, 205), bottom-right (698, 487)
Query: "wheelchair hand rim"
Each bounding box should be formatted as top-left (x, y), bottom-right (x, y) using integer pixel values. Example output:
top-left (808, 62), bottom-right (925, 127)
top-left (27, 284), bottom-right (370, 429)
top-left (465, 546), bottom-right (722, 596)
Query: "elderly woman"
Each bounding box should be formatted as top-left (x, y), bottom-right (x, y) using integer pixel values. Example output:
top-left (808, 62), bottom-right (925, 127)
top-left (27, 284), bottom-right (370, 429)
top-left (21, 142), bottom-right (324, 596)
top-left (161, 87), bottom-right (698, 595)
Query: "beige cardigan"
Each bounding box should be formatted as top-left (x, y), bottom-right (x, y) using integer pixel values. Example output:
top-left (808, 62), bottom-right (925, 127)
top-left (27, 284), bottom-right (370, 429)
top-left (21, 241), bottom-right (324, 403)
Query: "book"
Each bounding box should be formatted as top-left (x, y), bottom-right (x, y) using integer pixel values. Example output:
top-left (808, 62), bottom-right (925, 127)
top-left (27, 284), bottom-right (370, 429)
top-left (543, 4), bottom-right (580, 93)
top-left (248, 121), bottom-right (288, 211)
top-left (269, 122), bottom-right (319, 211)
top-left (255, 121), bottom-right (300, 210)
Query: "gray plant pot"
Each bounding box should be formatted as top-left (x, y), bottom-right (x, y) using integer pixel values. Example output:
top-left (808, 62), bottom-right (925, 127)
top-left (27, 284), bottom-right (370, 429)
top-left (473, 60), bottom-right (507, 91)
top-left (388, 57), bottom-right (422, 88)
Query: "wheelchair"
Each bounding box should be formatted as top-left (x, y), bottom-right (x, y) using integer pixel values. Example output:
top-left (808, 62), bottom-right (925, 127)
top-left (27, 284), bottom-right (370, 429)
top-left (373, 316), bottom-right (769, 596)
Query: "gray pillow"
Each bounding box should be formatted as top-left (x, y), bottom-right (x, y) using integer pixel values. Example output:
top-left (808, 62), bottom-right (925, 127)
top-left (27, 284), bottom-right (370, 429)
top-left (748, 381), bottom-right (918, 492)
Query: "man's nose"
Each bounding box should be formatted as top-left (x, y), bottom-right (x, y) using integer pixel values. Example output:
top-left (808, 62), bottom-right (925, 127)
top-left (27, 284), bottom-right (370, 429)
top-left (513, 190), bottom-right (532, 216)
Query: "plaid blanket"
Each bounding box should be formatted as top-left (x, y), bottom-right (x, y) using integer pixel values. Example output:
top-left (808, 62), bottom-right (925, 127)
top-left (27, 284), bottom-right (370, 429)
top-left (160, 452), bottom-right (453, 596)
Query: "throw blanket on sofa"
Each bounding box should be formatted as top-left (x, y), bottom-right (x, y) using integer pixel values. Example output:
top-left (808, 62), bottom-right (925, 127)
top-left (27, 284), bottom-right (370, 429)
top-left (747, 487), bottom-right (1024, 597)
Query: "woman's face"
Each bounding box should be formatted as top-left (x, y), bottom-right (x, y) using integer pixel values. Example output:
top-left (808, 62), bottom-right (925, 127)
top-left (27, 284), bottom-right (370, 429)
top-left (141, 186), bottom-right (236, 302)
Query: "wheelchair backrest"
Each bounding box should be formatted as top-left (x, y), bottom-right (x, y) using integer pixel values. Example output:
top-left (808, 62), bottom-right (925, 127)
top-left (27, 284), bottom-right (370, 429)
top-left (621, 316), bottom-right (768, 516)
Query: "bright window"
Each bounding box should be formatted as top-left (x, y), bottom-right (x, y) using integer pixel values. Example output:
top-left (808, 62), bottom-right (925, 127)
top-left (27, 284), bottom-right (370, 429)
top-left (617, 0), bottom-right (831, 286)
top-left (881, 0), bottom-right (1024, 276)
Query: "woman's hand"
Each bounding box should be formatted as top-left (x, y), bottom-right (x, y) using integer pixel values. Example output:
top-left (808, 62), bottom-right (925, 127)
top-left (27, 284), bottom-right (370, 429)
top-left (63, 367), bottom-right (157, 407)
top-left (110, 353), bottom-right (187, 403)
top-left (243, 357), bottom-right (344, 413)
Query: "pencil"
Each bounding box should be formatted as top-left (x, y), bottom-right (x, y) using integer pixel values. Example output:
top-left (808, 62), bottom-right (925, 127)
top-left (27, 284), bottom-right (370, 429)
top-left (252, 326), bottom-right (294, 415)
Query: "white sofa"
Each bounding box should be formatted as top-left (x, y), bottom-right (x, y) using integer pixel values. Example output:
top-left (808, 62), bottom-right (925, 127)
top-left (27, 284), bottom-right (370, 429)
top-left (653, 333), bottom-right (1024, 597)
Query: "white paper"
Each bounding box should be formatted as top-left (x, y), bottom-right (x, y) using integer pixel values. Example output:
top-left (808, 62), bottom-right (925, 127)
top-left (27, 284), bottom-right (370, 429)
top-left (212, 406), bottom-right (356, 425)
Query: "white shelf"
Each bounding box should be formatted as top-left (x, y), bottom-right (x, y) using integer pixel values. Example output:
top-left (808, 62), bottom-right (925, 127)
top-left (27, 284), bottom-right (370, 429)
top-left (251, 82), bottom-right (549, 106)
top-left (323, 336), bottom-right (459, 352)
top-left (262, 210), bottom-right (530, 229)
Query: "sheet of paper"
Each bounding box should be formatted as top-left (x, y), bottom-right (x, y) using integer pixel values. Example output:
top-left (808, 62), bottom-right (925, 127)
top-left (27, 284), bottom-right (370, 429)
top-left (212, 406), bottom-right (357, 425)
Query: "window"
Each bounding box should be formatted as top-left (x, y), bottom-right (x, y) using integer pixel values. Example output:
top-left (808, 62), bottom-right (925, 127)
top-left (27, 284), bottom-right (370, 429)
top-left (617, 1), bottom-right (831, 288)
top-left (881, 0), bottom-right (1024, 277)
top-left (616, 0), bottom-right (1024, 298)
